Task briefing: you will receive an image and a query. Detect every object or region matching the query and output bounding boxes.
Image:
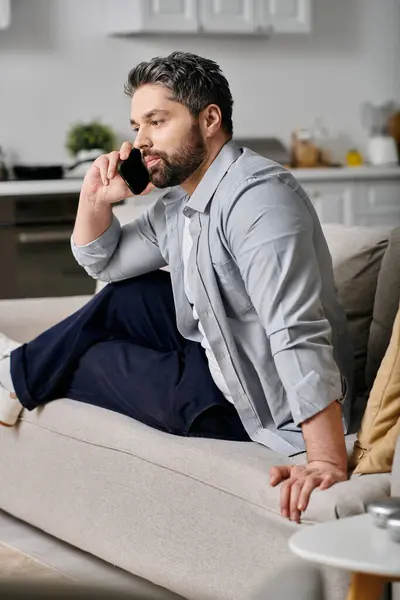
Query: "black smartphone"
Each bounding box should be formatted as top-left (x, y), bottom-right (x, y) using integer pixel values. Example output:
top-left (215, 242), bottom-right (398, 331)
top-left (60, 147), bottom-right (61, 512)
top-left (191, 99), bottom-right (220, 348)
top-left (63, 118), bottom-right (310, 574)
top-left (118, 148), bottom-right (150, 195)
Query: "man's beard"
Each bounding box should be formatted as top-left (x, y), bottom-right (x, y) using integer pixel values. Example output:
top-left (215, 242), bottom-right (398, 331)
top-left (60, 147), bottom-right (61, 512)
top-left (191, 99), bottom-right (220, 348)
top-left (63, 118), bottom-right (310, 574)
top-left (143, 123), bottom-right (206, 188)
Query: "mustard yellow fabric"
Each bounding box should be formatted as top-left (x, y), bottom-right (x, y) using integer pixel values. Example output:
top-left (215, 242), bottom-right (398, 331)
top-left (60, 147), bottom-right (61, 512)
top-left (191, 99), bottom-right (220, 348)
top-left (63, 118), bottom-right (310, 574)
top-left (350, 302), bottom-right (400, 474)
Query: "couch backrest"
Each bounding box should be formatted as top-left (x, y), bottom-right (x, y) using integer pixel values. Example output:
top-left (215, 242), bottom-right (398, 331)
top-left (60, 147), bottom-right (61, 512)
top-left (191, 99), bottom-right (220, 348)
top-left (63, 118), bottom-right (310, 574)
top-left (321, 224), bottom-right (390, 396)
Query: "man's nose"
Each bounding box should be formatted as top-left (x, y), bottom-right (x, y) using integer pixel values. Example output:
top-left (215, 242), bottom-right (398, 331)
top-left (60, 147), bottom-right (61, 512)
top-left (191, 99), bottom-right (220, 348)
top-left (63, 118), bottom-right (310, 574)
top-left (133, 130), bottom-right (152, 151)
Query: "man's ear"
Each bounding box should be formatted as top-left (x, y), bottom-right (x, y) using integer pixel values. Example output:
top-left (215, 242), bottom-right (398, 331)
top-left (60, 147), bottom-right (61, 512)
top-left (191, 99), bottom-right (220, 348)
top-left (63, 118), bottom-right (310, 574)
top-left (201, 104), bottom-right (222, 138)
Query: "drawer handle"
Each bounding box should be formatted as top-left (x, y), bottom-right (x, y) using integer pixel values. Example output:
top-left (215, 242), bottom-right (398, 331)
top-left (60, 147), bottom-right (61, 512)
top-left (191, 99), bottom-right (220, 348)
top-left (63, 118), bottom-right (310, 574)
top-left (18, 230), bottom-right (71, 244)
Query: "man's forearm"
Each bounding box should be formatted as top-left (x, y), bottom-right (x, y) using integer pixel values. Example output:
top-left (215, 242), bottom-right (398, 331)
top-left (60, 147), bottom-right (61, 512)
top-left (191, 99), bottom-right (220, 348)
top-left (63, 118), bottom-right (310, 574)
top-left (301, 400), bottom-right (347, 473)
top-left (73, 193), bottom-right (113, 247)
top-left (270, 400), bottom-right (348, 521)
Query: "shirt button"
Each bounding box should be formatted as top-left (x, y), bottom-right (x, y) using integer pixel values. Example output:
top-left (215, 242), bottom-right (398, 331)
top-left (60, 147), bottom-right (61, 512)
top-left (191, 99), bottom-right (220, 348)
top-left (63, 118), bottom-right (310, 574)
top-left (203, 310), bottom-right (209, 317)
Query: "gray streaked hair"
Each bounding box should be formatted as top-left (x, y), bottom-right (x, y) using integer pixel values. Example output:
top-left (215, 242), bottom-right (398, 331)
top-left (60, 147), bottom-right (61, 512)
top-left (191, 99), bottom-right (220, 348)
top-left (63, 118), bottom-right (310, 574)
top-left (125, 51), bottom-right (234, 136)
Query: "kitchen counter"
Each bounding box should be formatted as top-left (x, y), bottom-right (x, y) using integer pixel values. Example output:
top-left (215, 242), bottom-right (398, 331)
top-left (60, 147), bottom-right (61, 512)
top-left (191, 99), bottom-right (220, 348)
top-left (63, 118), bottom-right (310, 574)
top-left (1, 165), bottom-right (400, 197)
top-left (290, 165), bottom-right (400, 181)
top-left (0, 179), bottom-right (84, 197)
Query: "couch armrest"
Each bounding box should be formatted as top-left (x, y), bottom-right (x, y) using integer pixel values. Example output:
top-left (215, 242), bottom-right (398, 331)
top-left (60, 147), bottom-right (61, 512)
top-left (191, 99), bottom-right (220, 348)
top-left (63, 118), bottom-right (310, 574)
top-left (0, 296), bottom-right (91, 344)
top-left (392, 436), bottom-right (400, 496)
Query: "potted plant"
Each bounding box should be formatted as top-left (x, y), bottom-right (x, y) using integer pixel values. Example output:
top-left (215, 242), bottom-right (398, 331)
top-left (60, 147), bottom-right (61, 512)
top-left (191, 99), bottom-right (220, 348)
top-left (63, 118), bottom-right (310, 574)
top-left (66, 120), bottom-right (117, 162)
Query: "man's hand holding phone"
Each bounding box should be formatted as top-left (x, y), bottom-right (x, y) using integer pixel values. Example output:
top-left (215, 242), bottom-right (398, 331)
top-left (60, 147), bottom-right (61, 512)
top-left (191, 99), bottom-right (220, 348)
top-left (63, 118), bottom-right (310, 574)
top-left (80, 142), bottom-right (154, 206)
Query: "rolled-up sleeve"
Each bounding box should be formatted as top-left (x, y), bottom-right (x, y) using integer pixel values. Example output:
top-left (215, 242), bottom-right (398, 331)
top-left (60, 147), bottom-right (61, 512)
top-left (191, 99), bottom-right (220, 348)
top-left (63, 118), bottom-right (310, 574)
top-left (225, 176), bottom-right (343, 426)
top-left (71, 204), bottom-right (167, 282)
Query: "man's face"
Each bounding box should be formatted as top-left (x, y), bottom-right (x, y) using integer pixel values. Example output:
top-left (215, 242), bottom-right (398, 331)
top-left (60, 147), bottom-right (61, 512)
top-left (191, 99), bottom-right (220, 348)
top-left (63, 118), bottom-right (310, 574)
top-left (130, 84), bottom-right (206, 188)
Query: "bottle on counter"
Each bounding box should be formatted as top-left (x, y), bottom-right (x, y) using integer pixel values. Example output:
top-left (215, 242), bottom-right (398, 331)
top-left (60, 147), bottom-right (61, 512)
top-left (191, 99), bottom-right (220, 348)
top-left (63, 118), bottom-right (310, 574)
top-left (346, 148), bottom-right (364, 167)
top-left (0, 147), bottom-right (9, 181)
top-left (312, 118), bottom-right (332, 166)
top-left (290, 128), bottom-right (320, 168)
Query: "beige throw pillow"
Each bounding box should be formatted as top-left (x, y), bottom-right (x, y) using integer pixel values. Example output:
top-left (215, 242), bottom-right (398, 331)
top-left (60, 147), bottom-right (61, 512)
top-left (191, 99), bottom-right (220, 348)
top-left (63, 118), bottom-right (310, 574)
top-left (350, 301), bottom-right (400, 474)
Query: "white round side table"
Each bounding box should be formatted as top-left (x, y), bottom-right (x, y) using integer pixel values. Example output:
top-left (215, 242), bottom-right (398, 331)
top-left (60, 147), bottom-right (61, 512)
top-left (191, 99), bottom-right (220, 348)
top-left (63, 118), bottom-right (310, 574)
top-left (289, 513), bottom-right (400, 600)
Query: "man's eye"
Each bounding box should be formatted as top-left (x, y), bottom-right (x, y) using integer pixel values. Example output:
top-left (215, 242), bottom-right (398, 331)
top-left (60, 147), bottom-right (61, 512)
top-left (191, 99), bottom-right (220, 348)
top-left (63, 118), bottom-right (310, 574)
top-left (132, 127), bottom-right (139, 133)
top-left (151, 120), bottom-right (163, 127)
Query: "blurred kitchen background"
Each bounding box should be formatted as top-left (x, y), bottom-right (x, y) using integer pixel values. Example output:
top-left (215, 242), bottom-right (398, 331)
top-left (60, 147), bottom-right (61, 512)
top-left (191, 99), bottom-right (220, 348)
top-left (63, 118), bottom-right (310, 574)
top-left (0, 0), bottom-right (400, 299)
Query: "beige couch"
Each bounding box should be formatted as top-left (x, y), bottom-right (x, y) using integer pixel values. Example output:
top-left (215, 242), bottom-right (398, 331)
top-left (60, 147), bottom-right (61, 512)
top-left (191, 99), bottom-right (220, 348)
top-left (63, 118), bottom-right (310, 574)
top-left (0, 202), bottom-right (399, 600)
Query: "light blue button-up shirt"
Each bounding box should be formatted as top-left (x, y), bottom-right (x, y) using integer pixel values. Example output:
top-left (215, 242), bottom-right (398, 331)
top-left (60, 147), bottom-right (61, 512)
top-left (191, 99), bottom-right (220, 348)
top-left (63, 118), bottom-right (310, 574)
top-left (72, 141), bottom-right (354, 455)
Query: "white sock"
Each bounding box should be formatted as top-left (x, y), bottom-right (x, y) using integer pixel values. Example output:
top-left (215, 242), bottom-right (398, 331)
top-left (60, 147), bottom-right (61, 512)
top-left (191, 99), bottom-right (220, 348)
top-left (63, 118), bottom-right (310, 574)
top-left (0, 356), bottom-right (15, 394)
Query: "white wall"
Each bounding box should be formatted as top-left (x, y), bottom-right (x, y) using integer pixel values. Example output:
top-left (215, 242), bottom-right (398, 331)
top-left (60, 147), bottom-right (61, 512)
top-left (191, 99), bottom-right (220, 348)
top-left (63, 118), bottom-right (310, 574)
top-left (0, 0), bottom-right (399, 165)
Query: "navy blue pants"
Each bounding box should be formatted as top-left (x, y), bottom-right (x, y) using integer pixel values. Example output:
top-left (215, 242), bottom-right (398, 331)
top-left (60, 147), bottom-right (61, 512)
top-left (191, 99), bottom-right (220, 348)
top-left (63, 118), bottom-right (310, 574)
top-left (11, 271), bottom-right (250, 441)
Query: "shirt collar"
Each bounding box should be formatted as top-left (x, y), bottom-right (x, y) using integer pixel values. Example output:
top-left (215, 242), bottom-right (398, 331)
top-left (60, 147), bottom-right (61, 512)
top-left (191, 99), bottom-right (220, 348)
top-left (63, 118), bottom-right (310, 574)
top-left (159, 139), bottom-right (242, 214)
top-left (159, 186), bottom-right (187, 205)
top-left (185, 140), bottom-right (242, 214)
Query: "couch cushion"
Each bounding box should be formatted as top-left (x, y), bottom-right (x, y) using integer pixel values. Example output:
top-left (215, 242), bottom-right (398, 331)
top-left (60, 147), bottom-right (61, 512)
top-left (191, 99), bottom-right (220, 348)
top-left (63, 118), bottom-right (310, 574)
top-left (0, 400), bottom-right (368, 600)
top-left (0, 401), bottom-right (390, 600)
top-left (0, 296), bottom-right (90, 344)
top-left (321, 224), bottom-right (390, 394)
top-left (366, 227), bottom-right (400, 390)
top-left (7, 400), bottom-right (391, 524)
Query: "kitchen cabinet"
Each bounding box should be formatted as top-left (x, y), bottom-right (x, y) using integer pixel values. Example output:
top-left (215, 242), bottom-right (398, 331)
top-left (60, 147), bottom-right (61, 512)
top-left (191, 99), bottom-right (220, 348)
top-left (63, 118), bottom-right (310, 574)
top-left (354, 182), bottom-right (400, 228)
top-left (108, 0), bottom-right (198, 35)
top-left (304, 183), bottom-right (354, 226)
top-left (0, 192), bottom-right (95, 299)
top-left (0, 0), bottom-right (10, 29)
top-left (258, 0), bottom-right (312, 33)
top-left (108, 0), bottom-right (313, 35)
top-left (199, 0), bottom-right (255, 33)
top-left (300, 174), bottom-right (400, 228)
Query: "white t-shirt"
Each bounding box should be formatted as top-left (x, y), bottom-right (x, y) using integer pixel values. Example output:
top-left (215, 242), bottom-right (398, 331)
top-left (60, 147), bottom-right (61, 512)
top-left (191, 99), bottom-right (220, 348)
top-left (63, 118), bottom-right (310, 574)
top-left (182, 215), bottom-right (233, 404)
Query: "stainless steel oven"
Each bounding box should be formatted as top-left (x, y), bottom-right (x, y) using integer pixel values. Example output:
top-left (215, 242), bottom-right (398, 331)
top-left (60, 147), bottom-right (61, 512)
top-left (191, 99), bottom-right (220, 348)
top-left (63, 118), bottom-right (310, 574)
top-left (0, 193), bottom-right (96, 299)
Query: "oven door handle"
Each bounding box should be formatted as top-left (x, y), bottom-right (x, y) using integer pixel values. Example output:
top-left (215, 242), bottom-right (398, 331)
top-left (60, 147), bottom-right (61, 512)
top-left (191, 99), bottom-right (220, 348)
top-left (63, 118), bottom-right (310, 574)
top-left (17, 230), bottom-right (72, 244)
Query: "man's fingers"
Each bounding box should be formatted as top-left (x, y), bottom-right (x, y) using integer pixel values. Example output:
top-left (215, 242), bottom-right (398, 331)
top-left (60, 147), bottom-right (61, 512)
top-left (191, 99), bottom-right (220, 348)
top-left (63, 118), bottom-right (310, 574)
top-left (93, 146), bottom-right (132, 186)
top-left (273, 464), bottom-right (345, 522)
top-left (279, 479), bottom-right (294, 518)
top-left (319, 473), bottom-right (335, 490)
top-left (94, 155), bottom-right (110, 186)
top-left (106, 151), bottom-right (121, 180)
top-left (289, 479), bottom-right (304, 523)
top-left (297, 475), bottom-right (320, 513)
top-left (269, 465), bottom-right (291, 486)
top-left (119, 141), bottom-right (133, 161)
